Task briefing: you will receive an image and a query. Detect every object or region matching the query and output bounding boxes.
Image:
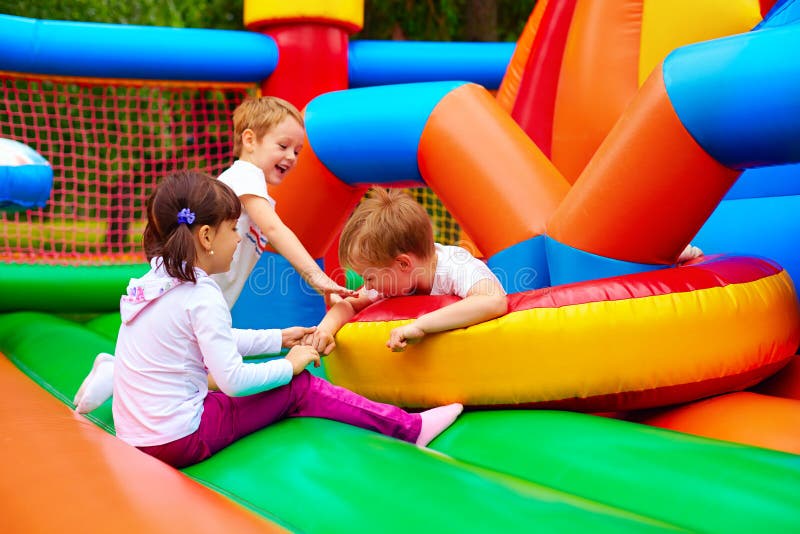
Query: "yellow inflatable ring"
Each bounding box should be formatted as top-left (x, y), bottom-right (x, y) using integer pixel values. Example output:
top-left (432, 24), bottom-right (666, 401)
top-left (324, 255), bottom-right (800, 410)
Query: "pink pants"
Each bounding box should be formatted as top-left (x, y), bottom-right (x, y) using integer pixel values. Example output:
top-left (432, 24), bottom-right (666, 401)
top-left (138, 370), bottom-right (422, 468)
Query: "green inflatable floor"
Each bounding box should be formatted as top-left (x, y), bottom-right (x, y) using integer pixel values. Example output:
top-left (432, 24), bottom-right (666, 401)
top-left (2, 311), bottom-right (799, 533)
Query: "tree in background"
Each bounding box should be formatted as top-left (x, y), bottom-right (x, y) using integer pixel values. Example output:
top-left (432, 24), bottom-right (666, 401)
top-left (0, 0), bottom-right (536, 42)
top-left (361, 0), bottom-right (535, 41)
top-left (465, 0), bottom-right (498, 41)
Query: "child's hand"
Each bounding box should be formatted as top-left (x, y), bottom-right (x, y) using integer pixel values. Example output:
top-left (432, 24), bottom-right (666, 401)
top-left (282, 326), bottom-right (316, 348)
top-left (207, 373), bottom-right (219, 391)
top-left (387, 324), bottom-right (426, 352)
top-left (309, 272), bottom-right (359, 299)
top-left (678, 244), bottom-right (704, 262)
top-left (306, 328), bottom-right (336, 355)
top-left (285, 345), bottom-right (321, 375)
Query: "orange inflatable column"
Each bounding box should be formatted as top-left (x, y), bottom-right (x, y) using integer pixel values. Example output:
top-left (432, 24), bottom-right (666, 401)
top-left (419, 83), bottom-right (570, 291)
top-left (550, 0), bottom-right (644, 183)
top-left (546, 66), bottom-right (740, 285)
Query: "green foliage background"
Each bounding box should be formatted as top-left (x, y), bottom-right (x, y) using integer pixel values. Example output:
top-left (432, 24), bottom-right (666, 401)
top-left (0, 0), bottom-right (244, 29)
top-left (0, 0), bottom-right (536, 41)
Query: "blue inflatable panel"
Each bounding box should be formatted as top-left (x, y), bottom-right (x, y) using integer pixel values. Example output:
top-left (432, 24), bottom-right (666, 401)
top-left (756, 0), bottom-right (800, 29)
top-left (230, 251), bottom-right (326, 330)
top-left (305, 82), bottom-right (465, 186)
top-left (695, 194), bottom-right (800, 285)
top-left (0, 14), bottom-right (277, 82)
top-left (0, 138), bottom-right (53, 210)
top-left (349, 41), bottom-right (515, 89)
top-left (545, 237), bottom-right (663, 287)
top-left (664, 24), bottom-right (800, 169)
top-left (487, 235), bottom-right (549, 292)
top-left (725, 163), bottom-right (800, 200)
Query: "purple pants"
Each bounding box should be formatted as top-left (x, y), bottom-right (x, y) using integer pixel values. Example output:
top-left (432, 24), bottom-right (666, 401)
top-left (138, 370), bottom-right (422, 468)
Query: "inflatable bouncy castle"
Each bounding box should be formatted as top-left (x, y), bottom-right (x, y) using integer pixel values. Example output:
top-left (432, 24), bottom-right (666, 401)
top-left (1, 0), bottom-right (800, 532)
top-left (321, 1), bottom-right (800, 413)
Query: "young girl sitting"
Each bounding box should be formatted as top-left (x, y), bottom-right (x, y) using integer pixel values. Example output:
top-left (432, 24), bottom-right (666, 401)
top-left (74, 96), bottom-right (356, 414)
top-left (112, 170), bottom-right (462, 468)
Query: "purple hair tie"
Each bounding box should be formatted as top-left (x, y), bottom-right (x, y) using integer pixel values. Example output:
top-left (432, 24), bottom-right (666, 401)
top-left (177, 208), bottom-right (195, 225)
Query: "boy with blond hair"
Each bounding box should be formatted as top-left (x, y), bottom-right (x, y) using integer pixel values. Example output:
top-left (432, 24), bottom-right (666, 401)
top-left (306, 188), bottom-right (508, 355)
top-left (215, 96), bottom-right (354, 306)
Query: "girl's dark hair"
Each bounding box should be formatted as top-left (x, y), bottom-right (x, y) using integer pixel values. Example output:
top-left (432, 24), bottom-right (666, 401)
top-left (143, 170), bottom-right (241, 283)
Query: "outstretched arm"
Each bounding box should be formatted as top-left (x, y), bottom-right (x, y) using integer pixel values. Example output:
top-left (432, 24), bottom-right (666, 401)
top-left (305, 291), bottom-right (374, 354)
top-left (387, 278), bottom-right (507, 351)
top-left (242, 195), bottom-right (357, 298)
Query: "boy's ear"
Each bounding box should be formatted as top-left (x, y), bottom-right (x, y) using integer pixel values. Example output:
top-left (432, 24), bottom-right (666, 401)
top-left (241, 128), bottom-right (256, 151)
top-left (396, 254), bottom-right (413, 271)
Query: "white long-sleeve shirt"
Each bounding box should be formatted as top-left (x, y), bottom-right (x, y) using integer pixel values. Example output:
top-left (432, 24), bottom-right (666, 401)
top-left (113, 258), bottom-right (293, 447)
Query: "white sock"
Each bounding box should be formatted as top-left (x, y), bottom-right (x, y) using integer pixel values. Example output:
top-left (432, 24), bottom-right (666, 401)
top-left (74, 353), bottom-right (115, 414)
top-left (416, 403), bottom-right (463, 447)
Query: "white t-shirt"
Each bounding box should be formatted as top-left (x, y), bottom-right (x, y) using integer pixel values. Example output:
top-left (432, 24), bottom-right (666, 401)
top-left (365, 244), bottom-right (504, 301)
top-left (214, 160), bottom-right (275, 308)
top-left (430, 243), bottom-right (505, 297)
top-left (113, 258), bottom-right (292, 447)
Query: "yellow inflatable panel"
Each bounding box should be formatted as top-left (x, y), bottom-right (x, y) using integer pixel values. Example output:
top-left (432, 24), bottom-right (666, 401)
top-left (244, 0), bottom-right (364, 32)
top-left (638, 0), bottom-right (761, 85)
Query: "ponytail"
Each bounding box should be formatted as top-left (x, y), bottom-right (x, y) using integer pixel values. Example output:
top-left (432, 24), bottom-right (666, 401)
top-left (143, 170), bottom-right (241, 283)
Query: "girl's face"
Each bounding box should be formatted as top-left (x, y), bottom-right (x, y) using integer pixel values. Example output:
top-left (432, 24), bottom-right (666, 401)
top-left (205, 219), bottom-right (241, 275)
top-left (245, 116), bottom-right (305, 186)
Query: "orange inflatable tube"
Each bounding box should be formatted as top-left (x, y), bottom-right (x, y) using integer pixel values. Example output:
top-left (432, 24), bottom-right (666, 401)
top-left (0, 355), bottom-right (283, 533)
top-left (551, 0), bottom-right (644, 183)
top-left (547, 66), bottom-right (741, 264)
top-left (419, 83), bottom-right (569, 259)
top-left (640, 392), bottom-right (800, 455)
